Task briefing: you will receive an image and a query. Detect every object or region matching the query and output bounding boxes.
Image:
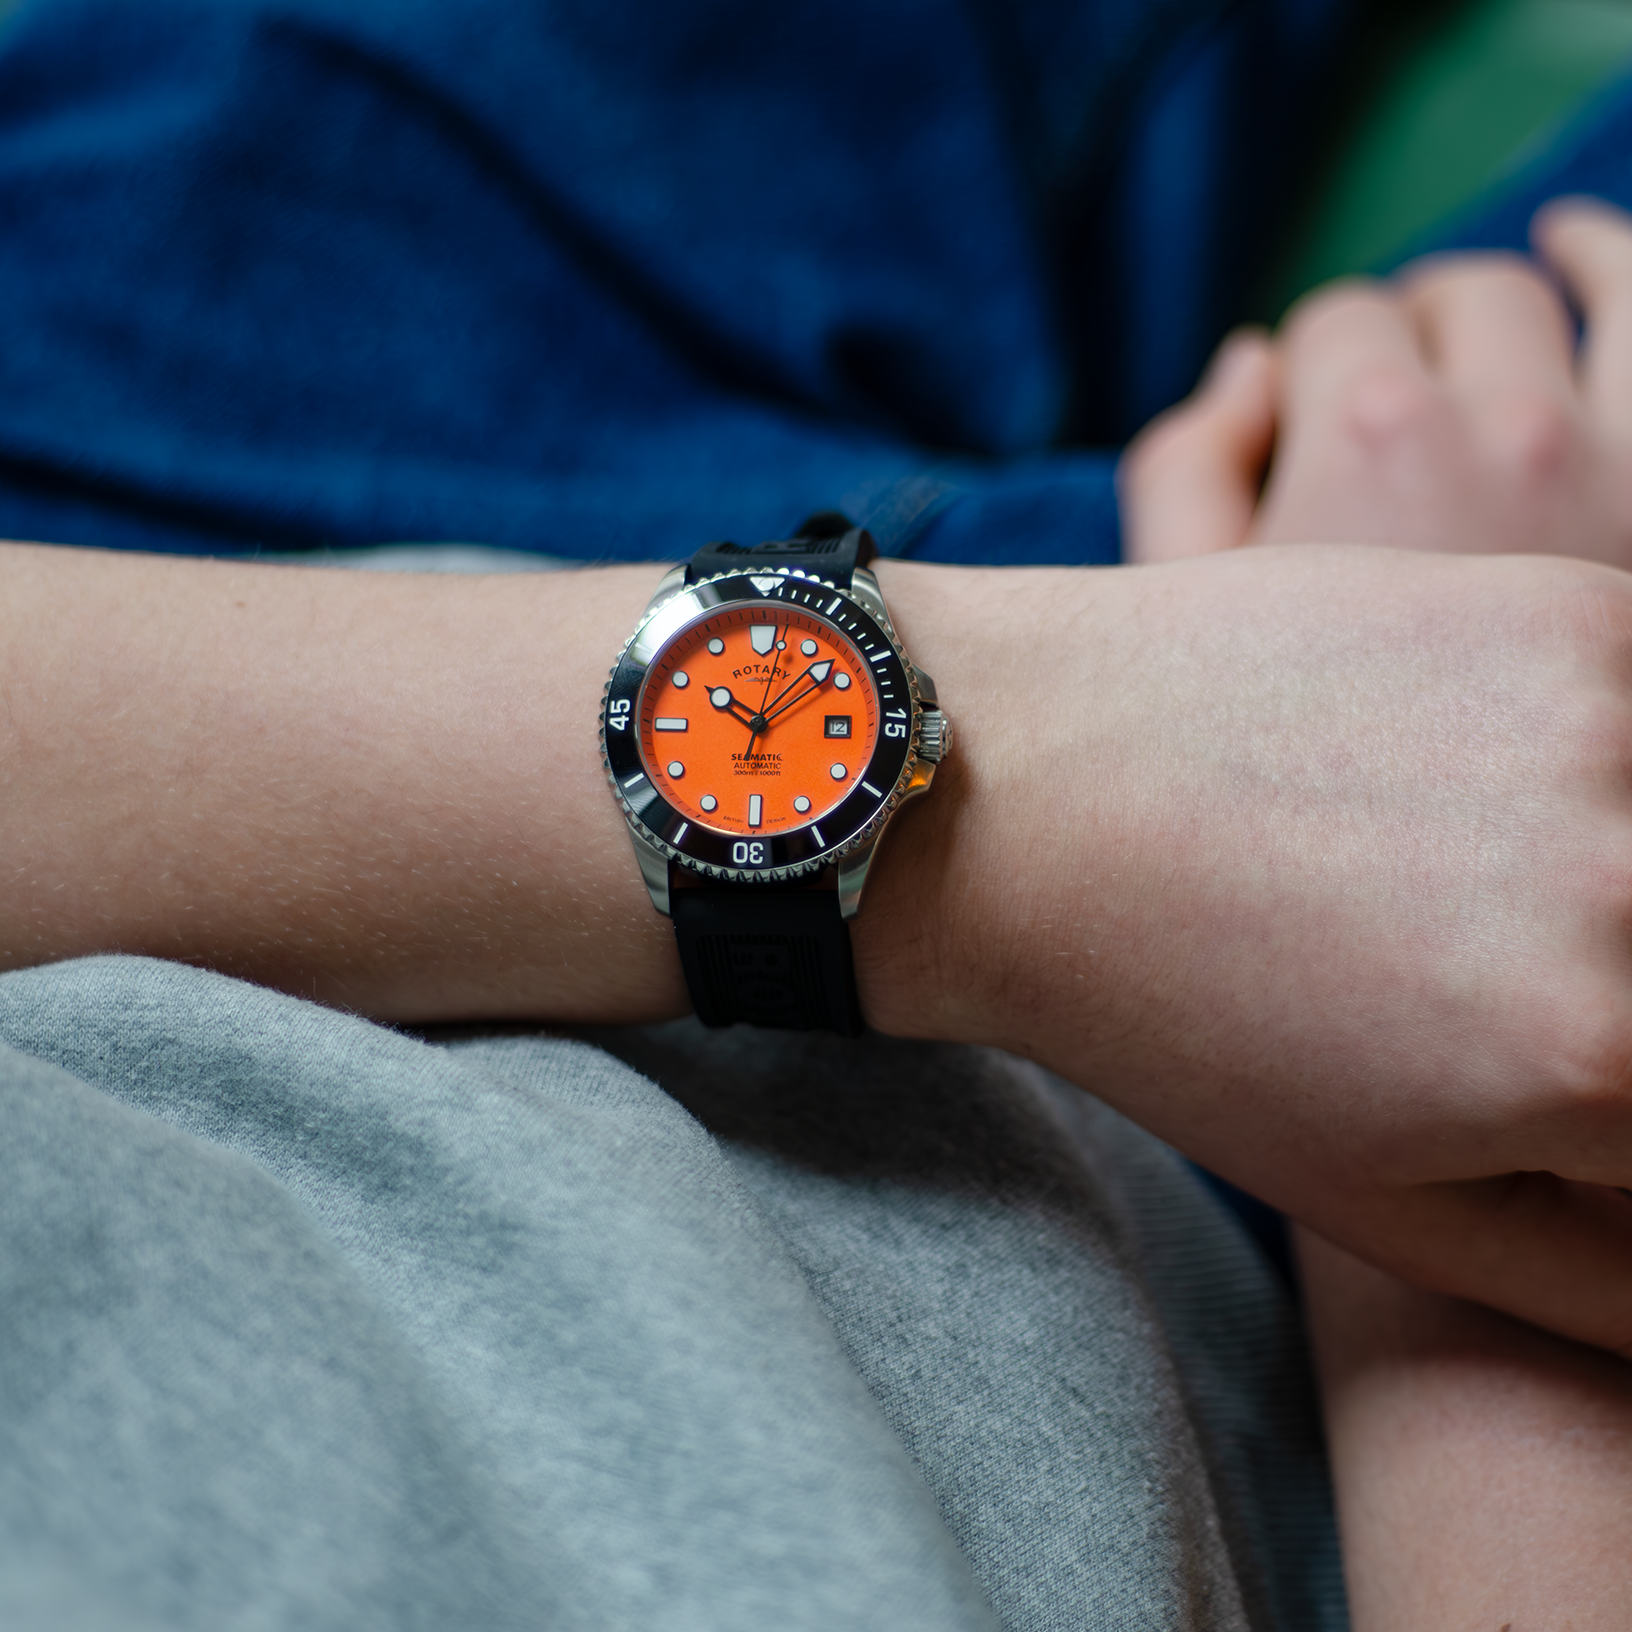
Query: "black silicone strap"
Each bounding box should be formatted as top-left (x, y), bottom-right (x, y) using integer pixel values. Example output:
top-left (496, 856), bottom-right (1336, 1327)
top-left (672, 888), bottom-right (864, 1037)
top-left (686, 511), bottom-right (874, 589)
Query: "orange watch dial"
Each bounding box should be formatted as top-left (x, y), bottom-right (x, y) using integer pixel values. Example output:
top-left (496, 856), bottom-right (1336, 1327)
top-left (638, 606), bottom-right (879, 837)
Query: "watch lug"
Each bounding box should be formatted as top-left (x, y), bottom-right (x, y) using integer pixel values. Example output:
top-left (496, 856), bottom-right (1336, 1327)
top-left (627, 827), bottom-right (672, 917)
top-left (644, 563), bottom-right (689, 616)
top-left (848, 567), bottom-right (894, 633)
top-left (836, 837), bottom-right (879, 921)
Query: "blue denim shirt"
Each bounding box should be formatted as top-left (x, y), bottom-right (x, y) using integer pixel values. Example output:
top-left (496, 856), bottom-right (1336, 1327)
top-left (0, 0), bottom-right (1352, 563)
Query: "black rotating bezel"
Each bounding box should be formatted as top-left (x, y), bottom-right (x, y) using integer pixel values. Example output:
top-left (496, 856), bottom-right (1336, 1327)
top-left (601, 570), bottom-right (919, 884)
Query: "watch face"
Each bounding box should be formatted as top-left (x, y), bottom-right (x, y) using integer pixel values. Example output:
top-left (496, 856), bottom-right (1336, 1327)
top-left (637, 606), bottom-right (878, 837)
top-left (602, 570), bottom-right (919, 882)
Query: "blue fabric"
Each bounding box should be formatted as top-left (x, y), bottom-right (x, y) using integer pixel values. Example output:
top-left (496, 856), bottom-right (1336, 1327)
top-left (0, 0), bottom-right (1351, 566)
top-left (3, 0), bottom-right (1631, 568)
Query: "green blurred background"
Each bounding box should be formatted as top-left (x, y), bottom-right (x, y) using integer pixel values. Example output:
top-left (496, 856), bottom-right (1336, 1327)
top-left (1267, 0), bottom-right (1632, 310)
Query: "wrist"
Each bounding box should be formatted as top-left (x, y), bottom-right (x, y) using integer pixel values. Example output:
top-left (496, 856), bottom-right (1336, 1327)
top-left (850, 560), bottom-right (1122, 1058)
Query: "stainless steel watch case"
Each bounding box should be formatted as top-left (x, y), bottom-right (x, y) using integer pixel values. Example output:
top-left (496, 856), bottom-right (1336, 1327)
top-left (600, 563), bottom-right (946, 919)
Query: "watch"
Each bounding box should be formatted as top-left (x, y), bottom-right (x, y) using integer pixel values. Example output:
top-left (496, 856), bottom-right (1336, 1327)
top-left (600, 512), bottom-right (951, 1037)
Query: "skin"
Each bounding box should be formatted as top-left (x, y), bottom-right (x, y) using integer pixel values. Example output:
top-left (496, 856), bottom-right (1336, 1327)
top-left (10, 532), bottom-right (1632, 1366)
top-left (1120, 198), bottom-right (1632, 1630)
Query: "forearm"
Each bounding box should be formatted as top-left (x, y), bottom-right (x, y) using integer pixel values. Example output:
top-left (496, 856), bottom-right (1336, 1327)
top-left (0, 543), bottom-right (691, 1020)
top-left (1299, 1228), bottom-right (1632, 1629)
top-left (0, 542), bottom-right (1012, 1029)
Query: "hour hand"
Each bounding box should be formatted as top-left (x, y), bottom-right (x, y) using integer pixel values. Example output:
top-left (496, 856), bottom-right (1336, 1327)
top-left (708, 685), bottom-right (759, 727)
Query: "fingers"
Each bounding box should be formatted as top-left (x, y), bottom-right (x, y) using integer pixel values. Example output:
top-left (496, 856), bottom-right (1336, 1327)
top-left (1118, 329), bottom-right (1277, 563)
top-left (1275, 278), bottom-right (1427, 430)
top-left (1399, 255), bottom-right (1580, 500)
top-left (1402, 252), bottom-right (1576, 407)
top-left (1535, 196), bottom-right (1632, 440)
top-left (1344, 1174), bottom-right (1632, 1358)
top-left (1251, 282), bottom-right (1455, 549)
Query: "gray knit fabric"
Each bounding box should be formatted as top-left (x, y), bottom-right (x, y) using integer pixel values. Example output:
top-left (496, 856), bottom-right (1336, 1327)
top-left (0, 955), bottom-right (1346, 1630)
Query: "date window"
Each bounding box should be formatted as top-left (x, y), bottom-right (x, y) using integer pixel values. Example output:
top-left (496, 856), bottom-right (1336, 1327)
top-left (824, 715), bottom-right (852, 739)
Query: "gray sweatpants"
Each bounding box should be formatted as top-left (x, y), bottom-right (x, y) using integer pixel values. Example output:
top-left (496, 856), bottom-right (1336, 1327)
top-left (0, 955), bottom-right (1345, 1631)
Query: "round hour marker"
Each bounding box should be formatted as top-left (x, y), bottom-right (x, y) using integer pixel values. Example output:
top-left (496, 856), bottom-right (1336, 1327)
top-left (833, 670), bottom-right (851, 690)
top-left (672, 670), bottom-right (689, 688)
top-left (830, 763), bottom-right (847, 781)
top-left (800, 639), bottom-right (818, 657)
top-left (700, 794), bottom-right (717, 813)
top-left (667, 761), bottom-right (685, 779)
top-left (707, 638), bottom-right (724, 655)
top-left (710, 686), bottom-right (732, 708)
top-left (793, 796), bottom-right (811, 814)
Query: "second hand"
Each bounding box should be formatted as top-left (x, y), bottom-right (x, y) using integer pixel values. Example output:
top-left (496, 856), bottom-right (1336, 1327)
top-left (745, 618), bottom-right (787, 759)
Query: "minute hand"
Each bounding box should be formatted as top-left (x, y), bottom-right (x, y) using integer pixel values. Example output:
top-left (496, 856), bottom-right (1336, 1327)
top-left (759, 660), bottom-right (834, 726)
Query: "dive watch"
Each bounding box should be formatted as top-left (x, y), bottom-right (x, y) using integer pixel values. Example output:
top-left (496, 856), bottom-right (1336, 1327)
top-left (599, 513), bottom-right (951, 1036)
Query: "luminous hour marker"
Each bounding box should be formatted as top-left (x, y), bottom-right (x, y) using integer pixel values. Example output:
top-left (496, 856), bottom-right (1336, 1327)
top-left (750, 625), bottom-right (776, 655)
top-left (708, 638), bottom-right (724, 655)
top-left (710, 687), bottom-right (732, 708)
top-left (654, 718), bottom-right (688, 732)
top-left (833, 671), bottom-right (851, 690)
top-left (830, 763), bottom-right (847, 781)
top-left (793, 796), bottom-right (811, 814)
top-left (672, 671), bottom-right (690, 689)
top-left (801, 639), bottom-right (817, 656)
top-left (667, 761), bottom-right (685, 779)
top-left (748, 794), bottom-right (763, 827)
top-left (700, 795), bottom-right (718, 813)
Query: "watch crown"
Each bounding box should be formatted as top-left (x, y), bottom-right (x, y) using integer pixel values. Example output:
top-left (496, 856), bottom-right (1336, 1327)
top-left (917, 708), bottom-right (951, 763)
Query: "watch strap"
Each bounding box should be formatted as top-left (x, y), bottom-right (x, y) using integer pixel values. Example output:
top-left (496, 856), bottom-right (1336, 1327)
top-left (687, 512), bottom-right (875, 590)
top-left (669, 513), bottom-right (872, 1037)
top-left (671, 887), bottom-right (865, 1037)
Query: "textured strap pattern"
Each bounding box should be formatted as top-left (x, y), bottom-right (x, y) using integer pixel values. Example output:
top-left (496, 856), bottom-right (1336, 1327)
top-left (672, 889), bottom-right (864, 1036)
top-left (687, 514), bottom-right (874, 590)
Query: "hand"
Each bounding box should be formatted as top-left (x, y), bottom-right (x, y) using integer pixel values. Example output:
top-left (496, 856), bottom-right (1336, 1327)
top-left (1117, 327), bottom-right (1278, 563)
top-left (861, 549), bottom-right (1632, 1355)
top-left (707, 683), bottom-right (759, 730)
top-left (1121, 198), bottom-right (1632, 566)
top-left (758, 659), bottom-right (834, 727)
top-left (1258, 198), bottom-right (1632, 560)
